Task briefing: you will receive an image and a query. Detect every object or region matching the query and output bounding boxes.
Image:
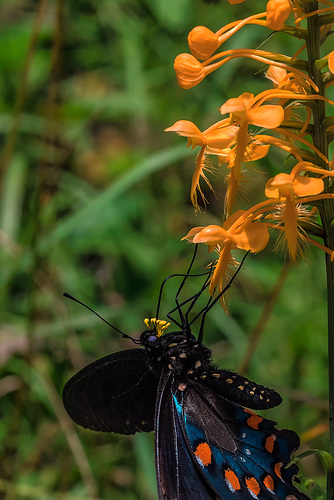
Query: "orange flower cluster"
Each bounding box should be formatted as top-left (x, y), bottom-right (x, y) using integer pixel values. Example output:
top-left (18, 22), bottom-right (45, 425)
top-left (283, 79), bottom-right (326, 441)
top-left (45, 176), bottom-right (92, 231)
top-left (166, 1), bottom-right (334, 296)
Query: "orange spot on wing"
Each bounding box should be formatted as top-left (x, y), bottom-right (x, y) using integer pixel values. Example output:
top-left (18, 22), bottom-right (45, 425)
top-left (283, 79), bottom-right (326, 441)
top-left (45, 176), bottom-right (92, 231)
top-left (274, 462), bottom-right (283, 479)
top-left (265, 434), bottom-right (276, 453)
top-left (225, 468), bottom-right (241, 491)
top-left (244, 409), bottom-right (263, 429)
top-left (194, 442), bottom-right (212, 466)
top-left (264, 475), bottom-right (275, 492)
top-left (245, 476), bottom-right (260, 496)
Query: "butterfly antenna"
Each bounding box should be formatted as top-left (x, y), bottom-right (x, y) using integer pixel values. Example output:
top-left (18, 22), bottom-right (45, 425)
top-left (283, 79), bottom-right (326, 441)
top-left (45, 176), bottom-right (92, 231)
top-left (197, 251), bottom-right (249, 343)
top-left (63, 293), bottom-right (140, 344)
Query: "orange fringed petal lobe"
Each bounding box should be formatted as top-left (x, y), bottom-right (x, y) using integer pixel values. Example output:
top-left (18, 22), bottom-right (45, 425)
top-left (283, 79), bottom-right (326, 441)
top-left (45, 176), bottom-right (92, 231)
top-left (188, 26), bottom-right (219, 60)
top-left (266, 0), bottom-right (291, 30)
top-left (293, 175), bottom-right (324, 196)
top-left (165, 120), bottom-right (204, 148)
top-left (329, 51), bottom-right (334, 74)
top-left (184, 211), bottom-right (269, 253)
top-left (247, 105), bottom-right (284, 128)
top-left (227, 0), bottom-right (246, 3)
top-left (282, 199), bottom-right (299, 262)
top-left (174, 53), bottom-right (205, 89)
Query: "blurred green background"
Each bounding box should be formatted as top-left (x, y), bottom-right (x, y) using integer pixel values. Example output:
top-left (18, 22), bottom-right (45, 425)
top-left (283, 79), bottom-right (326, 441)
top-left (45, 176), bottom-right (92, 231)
top-left (0, 0), bottom-right (331, 498)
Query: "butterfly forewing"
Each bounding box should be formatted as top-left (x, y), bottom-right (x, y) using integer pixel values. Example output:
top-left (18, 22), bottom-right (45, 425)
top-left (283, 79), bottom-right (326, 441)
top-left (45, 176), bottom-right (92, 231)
top-left (63, 349), bottom-right (159, 434)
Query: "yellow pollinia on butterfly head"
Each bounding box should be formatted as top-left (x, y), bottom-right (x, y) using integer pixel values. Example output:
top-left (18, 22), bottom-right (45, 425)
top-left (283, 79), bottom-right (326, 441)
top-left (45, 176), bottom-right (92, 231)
top-left (144, 318), bottom-right (171, 337)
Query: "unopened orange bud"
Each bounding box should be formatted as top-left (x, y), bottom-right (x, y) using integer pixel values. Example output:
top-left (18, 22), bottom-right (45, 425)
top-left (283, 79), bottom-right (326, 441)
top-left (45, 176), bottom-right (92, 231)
top-left (188, 26), bottom-right (219, 60)
top-left (266, 0), bottom-right (291, 30)
top-left (265, 66), bottom-right (287, 86)
top-left (174, 53), bottom-right (205, 89)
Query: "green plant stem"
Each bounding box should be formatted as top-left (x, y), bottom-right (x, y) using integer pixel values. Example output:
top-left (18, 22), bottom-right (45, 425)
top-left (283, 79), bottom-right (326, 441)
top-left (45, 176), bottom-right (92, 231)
top-left (305, 2), bottom-right (334, 497)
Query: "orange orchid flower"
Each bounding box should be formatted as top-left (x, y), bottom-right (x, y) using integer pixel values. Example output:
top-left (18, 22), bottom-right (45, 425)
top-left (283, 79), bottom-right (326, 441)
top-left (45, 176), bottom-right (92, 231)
top-left (220, 91), bottom-right (284, 213)
top-left (183, 210), bottom-right (270, 296)
top-left (265, 65), bottom-right (309, 94)
top-left (265, 162), bottom-right (334, 261)
top-left (165, 120), bottom-right (237, 150)
top-left (220, 92), bottom-right (285, 129)
top-left (218, 87), bottom-right (334, 211)
top-left (265, 65), bottom-right (311, 128)
top-left (165, 119), bottom-right (238, 207)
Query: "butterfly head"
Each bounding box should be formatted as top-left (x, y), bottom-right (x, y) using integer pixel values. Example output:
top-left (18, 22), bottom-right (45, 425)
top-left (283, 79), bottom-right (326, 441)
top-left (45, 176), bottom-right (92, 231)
top-left (141, 316), bottom-right (213, 378)
top-left (142, 317), bottom-right (171, 347)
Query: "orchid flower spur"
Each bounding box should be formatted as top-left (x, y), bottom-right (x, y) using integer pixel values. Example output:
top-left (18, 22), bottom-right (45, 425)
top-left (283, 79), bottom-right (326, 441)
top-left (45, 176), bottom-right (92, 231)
top-left (174, 49), bottom-right (316, 91)
top-left (187, 13), bottom-right (268, 60)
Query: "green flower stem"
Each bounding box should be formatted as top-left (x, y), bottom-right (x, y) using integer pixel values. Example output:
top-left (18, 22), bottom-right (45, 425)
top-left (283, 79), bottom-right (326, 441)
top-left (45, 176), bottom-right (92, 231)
top-left (305, 2), bottom-right (334, 496)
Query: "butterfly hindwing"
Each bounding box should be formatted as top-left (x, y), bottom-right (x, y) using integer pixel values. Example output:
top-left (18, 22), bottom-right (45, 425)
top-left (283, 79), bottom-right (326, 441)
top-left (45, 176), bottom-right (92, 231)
top-left (155, 369), bottom-right (217, 499)
top-left (172, 379), bottom-right (308, 500)
top-left (63, 349), bottom-right (159, 434)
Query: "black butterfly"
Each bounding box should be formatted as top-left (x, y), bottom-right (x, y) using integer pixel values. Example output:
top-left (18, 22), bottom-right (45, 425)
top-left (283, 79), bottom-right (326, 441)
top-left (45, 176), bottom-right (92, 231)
top-left (62, 250), bottom-right (309, 500)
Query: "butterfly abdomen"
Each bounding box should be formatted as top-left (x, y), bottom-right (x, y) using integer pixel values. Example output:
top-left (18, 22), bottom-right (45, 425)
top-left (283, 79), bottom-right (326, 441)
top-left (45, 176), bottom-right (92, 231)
top-left (206, 369), bottom-right (283, 410)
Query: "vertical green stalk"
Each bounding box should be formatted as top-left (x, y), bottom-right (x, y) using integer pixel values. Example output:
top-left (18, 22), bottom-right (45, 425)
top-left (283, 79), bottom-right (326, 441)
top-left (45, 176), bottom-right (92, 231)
top-left (305, 1), bottom-right (334, 496)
